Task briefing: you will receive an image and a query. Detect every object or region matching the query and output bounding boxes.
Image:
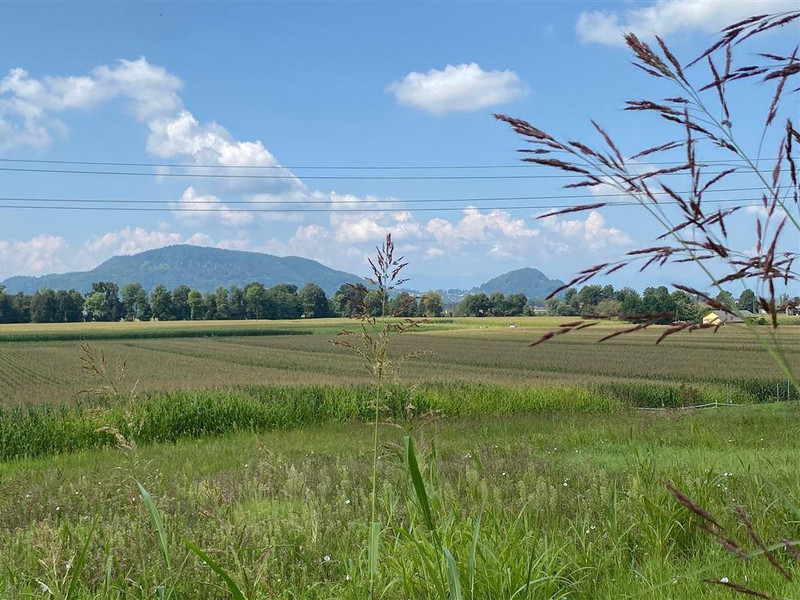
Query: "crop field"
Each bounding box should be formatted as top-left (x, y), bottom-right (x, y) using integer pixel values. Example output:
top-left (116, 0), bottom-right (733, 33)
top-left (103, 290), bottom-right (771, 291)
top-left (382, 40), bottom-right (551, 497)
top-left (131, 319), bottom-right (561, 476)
top-left (0, 317), bottom-right (798, 406)
top-left (1, 317), bottom-right (799, 598)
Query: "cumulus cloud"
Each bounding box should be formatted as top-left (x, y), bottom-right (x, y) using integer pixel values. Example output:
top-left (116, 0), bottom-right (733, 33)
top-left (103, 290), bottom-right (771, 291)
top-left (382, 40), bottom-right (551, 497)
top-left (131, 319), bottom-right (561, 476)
top-left (0, 57), bottom-right (305, 227)
top-left (11, 234), bottom-right (70, 274)
top-left (386, 63), bottom-right (527, 115)
top-left (576, 0), bottom-right (792, 46)
top-left (538, 210), bottom-right (631, 251)
top-left (426, 207), bottom-right (539, 247)
top-left (333, 211), bottom-right (423, 243)
top-left (83, 227), bottom-right (183, 256)
top-left (173, 186), bottom-right (253, 227)
top-left (0, 58), bottom-right (182, 149)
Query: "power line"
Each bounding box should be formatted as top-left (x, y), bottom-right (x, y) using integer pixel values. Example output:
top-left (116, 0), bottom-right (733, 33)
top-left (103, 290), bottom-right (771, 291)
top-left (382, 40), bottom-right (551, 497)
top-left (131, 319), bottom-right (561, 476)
top-left (0, 197), bottom-right (766, 213)
top-left (0, 186), bottom-right (765, 206)
top-left (0, 156), bottom-right (779, 170)
top-left (0, 165), bottom-right (781, 180)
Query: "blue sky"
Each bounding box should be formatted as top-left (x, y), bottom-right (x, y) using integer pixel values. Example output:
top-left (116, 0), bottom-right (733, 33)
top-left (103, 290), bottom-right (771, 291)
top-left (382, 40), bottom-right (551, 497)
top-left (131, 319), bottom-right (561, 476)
top-left (0, 0), bottom-right (796, 292)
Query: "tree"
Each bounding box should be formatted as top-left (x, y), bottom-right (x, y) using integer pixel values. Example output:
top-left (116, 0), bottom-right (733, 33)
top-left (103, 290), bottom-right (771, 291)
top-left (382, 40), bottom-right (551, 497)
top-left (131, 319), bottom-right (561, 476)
top-left (330, 284), bottom-right (368, 317)
top-left (388, 292), bottom-right (415, 317)
top-left (55, 289), bottom-right (84, 322)
top-left (150, 285), bottom-right (172, 321)
top-left (203, 292), bottom-right (217, 320)
top-left (616, 288), bottom-right (642, 316)
top-left (171, 285), bottom-right (192, 320)
top-left (488, 292), bottom-right (507, 316)
top-left (91, 282), bottom-right (122, 321)
top-left (421, 291), bottom-right (444, 317)
top-left (460, 293), bottom-right (491, 317)
top-left (30, 289), bottom-right (58, 323)
top-left (738, 289), bottom-right (758, 313)
top-left (83, 291), bottom-right (109, 322)
top-left (229, 285), bottom-right (246, 320)
top-left (364, 290), bottom-right (384, 317)
top-left (595, 299), bottom-right (621, 317)
top-left (0, 286), bottom-right (10, 323)
top-left (266, 284), bottom-right (302, 319)
top-left (715, 290), bottom-right (736, 310)
top-left (299, 283), bottom-right (330, 318)
top-left (214, 286), bottom-right (230, 319)
top-left (188, 289), bottom-right (205, 320)
top-left (505, 293), bottom-right (528, 316)
top-left (245, 282), bottom-right (268, 319)
top-left (121, 283), bottom-right (148, 321)
top-left (9, 293), bottom-right (30, 323)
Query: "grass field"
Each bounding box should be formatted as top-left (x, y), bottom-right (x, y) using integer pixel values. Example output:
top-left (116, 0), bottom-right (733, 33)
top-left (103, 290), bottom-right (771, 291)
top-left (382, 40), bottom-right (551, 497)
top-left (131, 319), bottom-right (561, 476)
top-left (0, 317), bottom-right (798, 406)
top-left (1, 317), bottom-right (798, 598)
top-left (0, 405), bottom-right (798, 598)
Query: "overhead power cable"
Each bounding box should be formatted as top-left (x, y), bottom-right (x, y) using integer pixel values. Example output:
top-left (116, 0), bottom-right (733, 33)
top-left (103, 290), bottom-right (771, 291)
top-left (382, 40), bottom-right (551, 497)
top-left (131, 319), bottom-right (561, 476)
top-left (0, 165), bottom-right (781, 180)
top-left (0, 197), bottom-right (767, 213)
top-left (0, 186), bottom-right (765, 206)
top-left (0, 156), bottom-right (780, 170)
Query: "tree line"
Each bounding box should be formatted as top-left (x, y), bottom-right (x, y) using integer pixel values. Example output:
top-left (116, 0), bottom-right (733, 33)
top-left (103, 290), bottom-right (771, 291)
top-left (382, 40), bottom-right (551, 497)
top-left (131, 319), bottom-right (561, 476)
top-left (543, 285), bottom-right (768, 322)
top-left (0, 282), bottom-right (449, 324)
top-left (0, 279), bottom-right (784, 324)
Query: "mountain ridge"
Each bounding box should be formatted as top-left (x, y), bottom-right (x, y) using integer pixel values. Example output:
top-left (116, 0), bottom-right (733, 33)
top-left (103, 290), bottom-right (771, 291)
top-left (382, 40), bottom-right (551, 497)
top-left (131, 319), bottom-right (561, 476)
top-left (1, 245), bottom-right (365, 296)
top-left (473, 267), bottom-right (565, 303)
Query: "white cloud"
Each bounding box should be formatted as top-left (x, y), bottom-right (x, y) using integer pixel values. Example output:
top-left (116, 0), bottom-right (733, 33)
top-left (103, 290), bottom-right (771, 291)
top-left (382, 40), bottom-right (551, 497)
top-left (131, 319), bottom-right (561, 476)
top-left (173, 186), bottom-right (253, 227)
top-left (83, 227), bottom-right (183, 256)
top-left (576, 0), bottom-right (792, 46)
top-left (426, 207), bottom-right (539, 247)
top-left (12, 235), bottom-right (69, 274)
top-left (538, 210), bottom-right (632, 251)
top-left (332, 211), bottom-right (423, 243)
top-left (0, 58), bottom-right (182, 149)
top-left (386, 63), bottom-right (526, 115)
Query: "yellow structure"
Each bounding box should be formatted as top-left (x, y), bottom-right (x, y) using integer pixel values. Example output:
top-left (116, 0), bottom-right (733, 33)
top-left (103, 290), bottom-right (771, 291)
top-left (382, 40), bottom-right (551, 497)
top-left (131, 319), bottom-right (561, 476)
top-left (702, 309), bottom-right (754, 325)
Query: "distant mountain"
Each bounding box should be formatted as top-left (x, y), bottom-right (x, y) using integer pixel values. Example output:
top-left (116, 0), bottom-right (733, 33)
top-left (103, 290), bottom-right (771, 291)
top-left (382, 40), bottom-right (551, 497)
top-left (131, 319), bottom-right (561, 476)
top-left (1, 245), bottom-right (364, 295)
top-left (474, 268), bottom-right (565, 303)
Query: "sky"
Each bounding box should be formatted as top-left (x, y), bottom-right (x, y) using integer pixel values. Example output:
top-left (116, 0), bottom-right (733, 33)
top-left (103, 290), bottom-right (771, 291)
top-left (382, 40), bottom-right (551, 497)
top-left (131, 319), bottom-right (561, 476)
top-left (0, 0), bottom-right (796, 292)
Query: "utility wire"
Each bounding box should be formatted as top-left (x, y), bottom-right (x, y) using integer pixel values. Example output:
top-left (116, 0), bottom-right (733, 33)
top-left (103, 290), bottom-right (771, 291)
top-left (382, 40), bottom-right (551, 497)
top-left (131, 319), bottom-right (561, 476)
top-left (0, 186), bottom-right (765, 206)
top-left (0, 198), bottom-right (766, 213)
top-left (0, 156), bottom-right (780, 170)
top-left (0, 165), bottom-right (784, 180)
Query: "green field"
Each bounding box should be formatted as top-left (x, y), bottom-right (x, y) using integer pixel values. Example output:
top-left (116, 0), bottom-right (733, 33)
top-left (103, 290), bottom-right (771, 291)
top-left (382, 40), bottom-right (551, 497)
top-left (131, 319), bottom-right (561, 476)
top-left (0, 317), bottom-right (798, 598)
top-left (0, 317), bottom-right (798, 406)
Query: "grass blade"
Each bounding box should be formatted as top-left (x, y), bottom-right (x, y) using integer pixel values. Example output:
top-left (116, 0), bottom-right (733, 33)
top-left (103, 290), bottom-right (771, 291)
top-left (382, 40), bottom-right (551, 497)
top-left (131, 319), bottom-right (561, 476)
top-left (369, 520), bottom-right (381, 578)
top-left (65, 522), bottom-right (95, 600)
top-left (443, 546), bottom-right (463, 600)
top-left (186, 541), bottom-right (248, 600)
top-left (136, 481), bottom-right (172, 573)
top-left (404, 436), bottom-right (434, 531)
top-left (468, 507), bottom-right (482, 600)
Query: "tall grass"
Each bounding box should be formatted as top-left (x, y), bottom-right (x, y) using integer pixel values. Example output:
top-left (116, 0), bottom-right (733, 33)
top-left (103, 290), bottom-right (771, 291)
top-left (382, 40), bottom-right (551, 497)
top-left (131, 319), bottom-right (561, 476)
top-left (1, 377), bottom-right (795, 463)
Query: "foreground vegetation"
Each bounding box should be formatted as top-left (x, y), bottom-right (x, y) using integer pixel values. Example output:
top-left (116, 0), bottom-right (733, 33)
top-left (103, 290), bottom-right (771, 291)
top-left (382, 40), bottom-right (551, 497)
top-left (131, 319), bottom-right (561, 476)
top-left (0, 405), bottom-right (797, 598)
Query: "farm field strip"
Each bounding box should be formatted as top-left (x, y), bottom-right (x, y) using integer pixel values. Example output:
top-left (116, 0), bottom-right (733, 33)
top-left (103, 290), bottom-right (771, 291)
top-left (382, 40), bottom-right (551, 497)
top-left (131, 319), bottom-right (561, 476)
top-left (1, 319), bottom-right (799, 406)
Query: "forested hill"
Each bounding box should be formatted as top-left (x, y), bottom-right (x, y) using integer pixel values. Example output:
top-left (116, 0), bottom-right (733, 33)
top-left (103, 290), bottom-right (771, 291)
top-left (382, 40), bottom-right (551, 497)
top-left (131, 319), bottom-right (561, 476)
top-left (475, 267), bottom-right (565, 303)
top-left (1, 245), bottom-right (364, 295)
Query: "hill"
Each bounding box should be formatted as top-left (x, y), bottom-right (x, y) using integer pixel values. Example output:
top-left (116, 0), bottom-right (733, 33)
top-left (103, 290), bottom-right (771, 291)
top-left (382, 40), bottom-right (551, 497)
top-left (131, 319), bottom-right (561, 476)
top-left (474, 267), bottom-right (564, 303)
top-left (1, 245), bottom-right (363, 295)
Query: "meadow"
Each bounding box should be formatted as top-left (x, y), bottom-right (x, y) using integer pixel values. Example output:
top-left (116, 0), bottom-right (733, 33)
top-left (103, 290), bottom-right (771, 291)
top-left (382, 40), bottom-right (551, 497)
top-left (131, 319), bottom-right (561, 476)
top-left (0, 406), bottom-right (798, 599)
top-left (0, 317), bottom-right (798, 598)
